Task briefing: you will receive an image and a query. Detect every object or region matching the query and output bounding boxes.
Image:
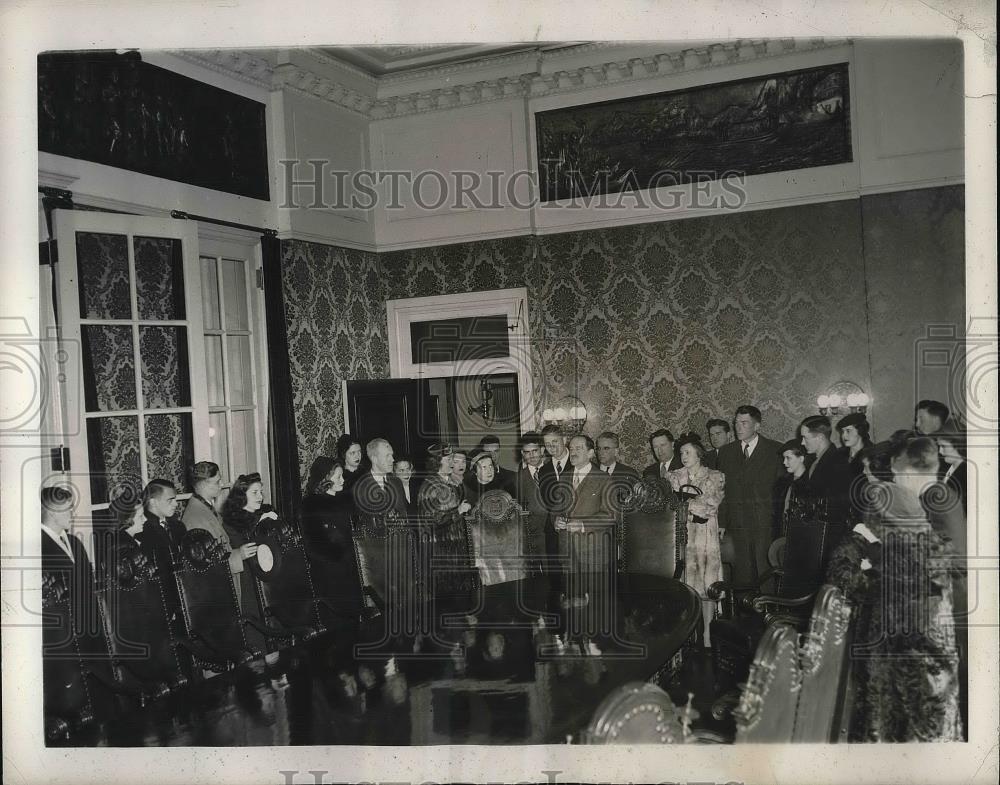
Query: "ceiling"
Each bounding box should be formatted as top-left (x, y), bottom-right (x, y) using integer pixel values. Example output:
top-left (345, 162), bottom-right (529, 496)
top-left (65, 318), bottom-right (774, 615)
top-left (317, 43), bottom-right (582, 76)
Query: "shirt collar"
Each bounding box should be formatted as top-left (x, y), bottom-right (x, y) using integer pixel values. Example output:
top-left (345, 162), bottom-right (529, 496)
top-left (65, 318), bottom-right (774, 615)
top-left (574, 462), bottom-right (593, 479)
top-left (41, 524), bottom-right (74, 558)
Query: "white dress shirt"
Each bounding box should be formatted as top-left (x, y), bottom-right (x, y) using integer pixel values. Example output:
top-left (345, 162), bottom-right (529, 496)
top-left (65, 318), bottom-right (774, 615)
top-left (42, 524), bottom-right (75, 562)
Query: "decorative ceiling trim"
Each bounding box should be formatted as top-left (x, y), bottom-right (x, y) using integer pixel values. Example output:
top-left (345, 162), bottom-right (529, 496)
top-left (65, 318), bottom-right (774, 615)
top-left (302, 47), bottom-right (380, 84)
top-left (171, 49), bottom-right (276, 89)
top-left (179, 38), bottom-right (849, 120)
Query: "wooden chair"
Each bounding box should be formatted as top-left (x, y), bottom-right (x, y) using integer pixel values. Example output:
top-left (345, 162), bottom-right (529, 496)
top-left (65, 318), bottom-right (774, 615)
top-left (733, 623), bottom-right (802, 743)
top-left (583, 682), bottom-right (689, 744)
top-left (791, 584), bottom-right (853, 742)
top-left (619, 478), bottom-right (680, 580)
top-left (467, 490), bottom-right (526, 587)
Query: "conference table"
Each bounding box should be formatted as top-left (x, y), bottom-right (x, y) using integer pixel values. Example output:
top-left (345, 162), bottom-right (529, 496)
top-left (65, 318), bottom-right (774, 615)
top-left (60, 572), bottom-right (701, 746)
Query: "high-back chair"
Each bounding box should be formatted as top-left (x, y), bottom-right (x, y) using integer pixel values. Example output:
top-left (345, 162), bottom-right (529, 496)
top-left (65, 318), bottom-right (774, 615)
top-left (733, 623), bottom-right (802, 743)
top-left (467, 490), bottom-right (526, 587)
top-left (172, 529), bottom-right (255, 671)
top-left (619, 478), bottom-right (679, 579)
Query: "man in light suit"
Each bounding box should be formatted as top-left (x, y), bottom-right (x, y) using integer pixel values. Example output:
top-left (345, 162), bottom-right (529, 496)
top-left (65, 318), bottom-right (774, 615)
top-left (553, 435), bottom-right (615, 610)
top-left (514, 431), bottom-right (549, 566)
top-left (716, 405), bottom-right (784, 594)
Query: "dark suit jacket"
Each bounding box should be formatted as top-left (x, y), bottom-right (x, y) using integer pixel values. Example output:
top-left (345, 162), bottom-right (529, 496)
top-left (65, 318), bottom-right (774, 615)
top-left (716, 435), bottom-right (783, 535)
top-left (515, 465), bottom-right (549, 538)
top-left (941, 461), bottom-right (968, 515)
top-left (42, 529), bottom-right (104, 656)
top-left (704, 449), bottom-right (721, 471)
top-left (537, 453), bottom-right (572, 512)
top-left (641, 454), bottom-right (682, 480)
top-left (553, 466), bottom-right (614, 524)
top-left (352, 470), bottom-right (409, 520)
top-left (922, 481), bottom-right (967, 557)
top-left (600, 462), bottom-right (640, 515)
top-left (805, 444), bottom-right (853, 527)
top-left (134, 512), bottom-right (186, 576)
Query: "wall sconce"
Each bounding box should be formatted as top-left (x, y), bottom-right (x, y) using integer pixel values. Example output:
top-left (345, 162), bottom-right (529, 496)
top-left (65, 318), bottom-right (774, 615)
top-left (817, 381), bottom-right (870, 416)
top-left (467, 378), bottom-right (495, 424)
top-left (542, 396), bottom-right (588, 432)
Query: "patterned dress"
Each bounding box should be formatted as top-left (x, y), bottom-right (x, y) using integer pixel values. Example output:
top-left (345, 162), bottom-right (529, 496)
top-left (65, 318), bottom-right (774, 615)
top-left (667, 466), bottom-right (725, 598)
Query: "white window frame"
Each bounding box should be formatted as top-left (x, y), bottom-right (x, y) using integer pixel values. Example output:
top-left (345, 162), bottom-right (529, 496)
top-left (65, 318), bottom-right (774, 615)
top-left (383, 288), bottom-right (535, 436)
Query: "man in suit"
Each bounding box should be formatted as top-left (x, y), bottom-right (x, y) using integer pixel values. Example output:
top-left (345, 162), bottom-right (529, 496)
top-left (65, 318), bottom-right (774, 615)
top-left (642, 428), bottom-right (682, 480)
top-left (353, 437), bottom-right (409, 520)
top-left (514, 431), bottom-right (549, 564)
top-left (537, 424), bottom-right (572, 565)
top-left (133, 479), bottom-right (186, 575)
top-left (914, 399), bottom-right (950, 436)
top-left (596, 430), bottom-right (639, 515)
top-left (800, 415), bottom-right (854, 546)
top-left (704, 418), bottom-right (734, 470)
top-left (552, 435), bottom-right (615, 617)
top-left (716, 405), bottom-right (784, 594)
top-left (476, 434), bottom-right (517, 494)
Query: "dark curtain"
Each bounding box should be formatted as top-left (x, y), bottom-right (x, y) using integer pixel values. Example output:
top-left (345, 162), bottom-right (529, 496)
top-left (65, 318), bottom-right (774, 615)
top-left (260, 233), bottom-right (301, 526)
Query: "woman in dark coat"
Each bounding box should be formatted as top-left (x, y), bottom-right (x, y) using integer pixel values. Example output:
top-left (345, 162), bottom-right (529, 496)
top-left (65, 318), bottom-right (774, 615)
top-left (221, 472), bottom-right (277, 660)
top-left (300, 457), bottom-right (362, 620)
top-left (336, 435), bottom-right (365, 495)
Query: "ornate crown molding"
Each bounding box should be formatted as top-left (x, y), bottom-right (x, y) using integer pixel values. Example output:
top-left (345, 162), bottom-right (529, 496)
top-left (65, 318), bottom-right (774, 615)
top-left (173, 38), bottom-right (849, 120)
top-left (171, 49), bottom-right (276, 90)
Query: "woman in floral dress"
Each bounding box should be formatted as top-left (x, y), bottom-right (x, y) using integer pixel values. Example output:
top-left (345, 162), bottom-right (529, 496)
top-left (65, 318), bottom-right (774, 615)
top-left (667, 433), bottom-right (725, 646)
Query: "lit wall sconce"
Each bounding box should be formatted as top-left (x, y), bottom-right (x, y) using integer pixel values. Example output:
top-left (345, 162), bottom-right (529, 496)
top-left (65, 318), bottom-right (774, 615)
top-left (542, 396), bottom-right (588, 431)
top-left (817, 381), bottom-right (870, 416)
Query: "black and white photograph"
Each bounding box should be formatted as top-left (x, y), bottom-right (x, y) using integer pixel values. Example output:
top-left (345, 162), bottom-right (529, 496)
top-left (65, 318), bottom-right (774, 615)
top-left (1, 1), bottom-right (997, 784)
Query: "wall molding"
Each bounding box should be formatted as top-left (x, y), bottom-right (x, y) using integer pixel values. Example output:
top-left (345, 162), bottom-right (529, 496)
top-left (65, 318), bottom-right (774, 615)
top-left (181, 38), bottom-right (849, 120)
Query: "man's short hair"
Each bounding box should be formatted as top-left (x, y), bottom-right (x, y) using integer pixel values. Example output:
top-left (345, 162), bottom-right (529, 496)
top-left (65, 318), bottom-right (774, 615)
top-left (916, 399), bottom-right (950, 422)
top-left (571, 433), bottom-right (595, 451)
top-left (648, 428), bottom-right (675, 447)
top-left (190, 461), bottom-right (220, 485)
top-left (800, 415), bottom-right (832, 440)
top-left (366, 437), bottom-right (390, 459)
top-left (520, 431), bottom-right (543, 450)
top-left (891, 437), bottom-right (940, 474)
top-left (734, 405), bottom-right (762, 423)
top-left (706, 418), bottom-right (731, 433)
top-left (478, 434), bottom-right (500, 449)
top-left (143, 479), bottom-right (176, 505)
top-left (780, 439), bottom-right (806, 458)
top-left (596, 431), bottom-right (620, 446)
top-left (40, 485), bottom-right (73, 513)
top-left (540, 423), bottom-right (565, 439)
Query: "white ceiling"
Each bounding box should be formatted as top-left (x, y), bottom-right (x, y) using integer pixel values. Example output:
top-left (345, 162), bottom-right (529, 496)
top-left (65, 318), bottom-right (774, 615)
top-left (316, 43), bottom-right (583, 75)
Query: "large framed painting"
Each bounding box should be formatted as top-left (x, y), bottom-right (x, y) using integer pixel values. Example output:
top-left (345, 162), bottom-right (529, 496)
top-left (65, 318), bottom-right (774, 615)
top-left (534, 62), bottom-right (852, 203)
top-left (38, 51), bottom-right (270, 201)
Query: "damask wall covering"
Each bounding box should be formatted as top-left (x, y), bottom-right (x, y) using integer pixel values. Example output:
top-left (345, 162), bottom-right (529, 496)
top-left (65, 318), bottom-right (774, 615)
top-left (281, 185), bottom-right (964, 477)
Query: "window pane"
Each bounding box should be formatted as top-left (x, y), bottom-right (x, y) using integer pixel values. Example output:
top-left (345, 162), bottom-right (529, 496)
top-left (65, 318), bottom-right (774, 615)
top-left (87, 415), bottom-right (141, 505)
top-left (226, 335), bottom-right (253, 405)
top-left (222, 258), bottom-right (249, 331)
top-left (200, 256), bottom-right (221, 330)
top-left (205, 335), bottom-right (225, 406)
top-left (76, 232), bottom-right (131, 320)
top-left (134, 236), bottom-right (185, 320)
top-left (145, 413), bottom-right (195, 492)
top-left (230, 410), bottom-right (257, 478)
top-left (82, 325), bottom-right (137, 412)
top-left (140, 326), bottom-right (191, 408)
top-left (209, 411), bottom-right (230, 481)
top-left (409, 314), bottom-right (510, 364)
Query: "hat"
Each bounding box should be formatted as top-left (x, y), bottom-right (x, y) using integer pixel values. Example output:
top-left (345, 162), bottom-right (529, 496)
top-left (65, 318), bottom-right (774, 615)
top-left (427, 442), bottom-right (453, 457)
top-left (469, 449), bottom-right (495, 469)
top-left (836, 412), bottom-right (868, 430)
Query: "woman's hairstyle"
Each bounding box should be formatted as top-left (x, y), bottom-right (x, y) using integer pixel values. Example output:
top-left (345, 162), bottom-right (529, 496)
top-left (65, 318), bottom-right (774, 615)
top-left (335, 433), bottom-right (361, 461)
top-left (221, 472), bottom-right (263, 521)
top-left (425, 443), bottom-right (452, 474)
top-left (305, 457), bottom-right (343, 496)
top-left (935, 428), bottom-right (967, 459)
top-left (190, 460), bottom-right (220, 486)
top-left (862, 442), bottom-right (896, 482)
top-left (674, 432), bottom-right (706, 460)
top-left (835, 412), bottom-right (874, 447)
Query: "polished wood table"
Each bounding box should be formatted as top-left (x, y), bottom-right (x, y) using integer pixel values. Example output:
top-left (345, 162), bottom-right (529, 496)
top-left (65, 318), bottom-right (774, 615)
top-left (57, 573), bottom-right (701, 746)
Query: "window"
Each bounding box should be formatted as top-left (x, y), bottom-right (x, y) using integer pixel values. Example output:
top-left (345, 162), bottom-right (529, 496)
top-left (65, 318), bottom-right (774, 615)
top-left (52, 211), bottom-right (270, 538)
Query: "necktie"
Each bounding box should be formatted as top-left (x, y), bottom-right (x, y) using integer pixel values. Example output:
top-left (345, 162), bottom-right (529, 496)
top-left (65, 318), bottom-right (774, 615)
top-left (573, 471), bottom-right (581, 489)
top-left (532, 468), bottom-right (540, 485)
top-left (743, 442), bottom-right (750, 461)
top-left (660, 462), bottom-right (668, 479)
top-left (556, 461), bottom-right (564, 479)
top-left (59, 532), bottom-right (74, 562)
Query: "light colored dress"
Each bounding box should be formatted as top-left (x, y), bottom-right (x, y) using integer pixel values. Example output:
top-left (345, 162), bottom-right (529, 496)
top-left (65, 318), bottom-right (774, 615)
top-left (668, 466), bottom-right (725, 644)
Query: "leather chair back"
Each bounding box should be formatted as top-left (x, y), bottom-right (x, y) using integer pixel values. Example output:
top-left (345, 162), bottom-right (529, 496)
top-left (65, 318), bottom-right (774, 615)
top-left (468, 490), bottom-right (525, 587)
top-left (254, 519), bottom-right (324, 634)
top-left (780, 500), bottom-right (831, 598)
top-left (173, 529), bottom-right (251, 668)
top-left (620, 478), bottom-right (678, 579)
top-left (42, 571), bottom-right (94, 726)
top-left (734, 623), bottom-right (801, 743)
top-left (792, 584), bottom-right (853, 742)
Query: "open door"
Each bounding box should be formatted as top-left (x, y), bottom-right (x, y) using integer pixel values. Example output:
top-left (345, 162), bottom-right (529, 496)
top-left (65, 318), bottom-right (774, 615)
top-left (344, 379), bottom-right (439, 460)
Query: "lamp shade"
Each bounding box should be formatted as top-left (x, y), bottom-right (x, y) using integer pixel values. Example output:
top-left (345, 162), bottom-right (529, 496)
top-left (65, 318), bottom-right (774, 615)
top-left (817, 394), bottom-right (829, 408)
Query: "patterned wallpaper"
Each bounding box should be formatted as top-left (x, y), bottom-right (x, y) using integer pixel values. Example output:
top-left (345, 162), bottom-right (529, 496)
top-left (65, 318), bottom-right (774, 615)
top-left (280, 240), bottom-right (387, 481)
top-left (281, 187), bottom-right (964, 476)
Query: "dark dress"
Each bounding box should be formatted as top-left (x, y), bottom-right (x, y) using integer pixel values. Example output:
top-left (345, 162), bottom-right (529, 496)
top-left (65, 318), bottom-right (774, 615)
top-left (222, 506), bottom-right (273, 655)
top-left (300, 491), bottom-right (362, 618)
